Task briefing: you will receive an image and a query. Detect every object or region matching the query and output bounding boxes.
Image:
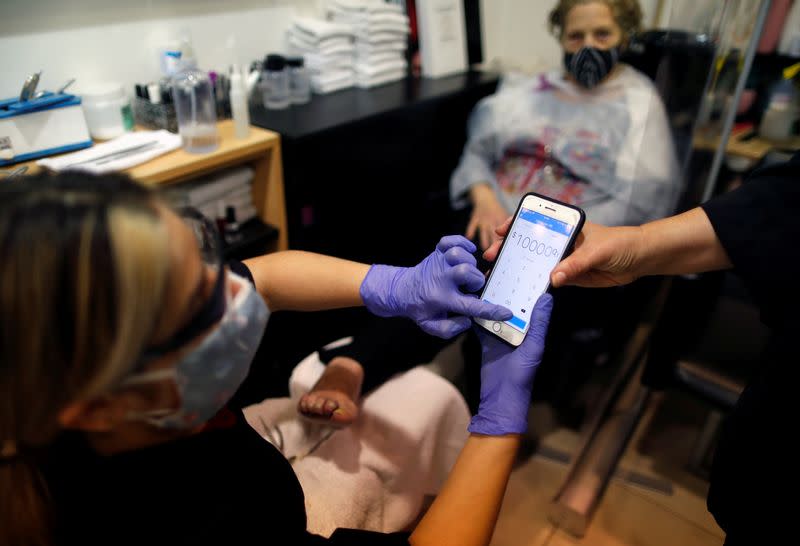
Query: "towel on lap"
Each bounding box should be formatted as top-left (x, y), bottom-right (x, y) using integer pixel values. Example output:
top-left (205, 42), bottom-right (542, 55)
top-left (242, 351), bottom-right (470, 537)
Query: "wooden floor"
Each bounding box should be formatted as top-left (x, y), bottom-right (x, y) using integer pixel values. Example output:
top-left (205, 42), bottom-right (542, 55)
top-left (491, 393), bottom-right (726, 546)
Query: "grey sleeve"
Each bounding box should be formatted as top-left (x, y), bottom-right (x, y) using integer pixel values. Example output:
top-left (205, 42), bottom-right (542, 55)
top-left (596, 87), bottom-right (681, 226)
top-left (449, 96), bottom-right (500, 210)
top-left (625, 90), bottom-right (682, 224)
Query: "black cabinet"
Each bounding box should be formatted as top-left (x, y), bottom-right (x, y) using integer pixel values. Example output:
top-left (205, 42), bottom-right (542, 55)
top-left (239, 70), bottom-right (499, 376)
top-left (250, 70), bottom-right (500, 266)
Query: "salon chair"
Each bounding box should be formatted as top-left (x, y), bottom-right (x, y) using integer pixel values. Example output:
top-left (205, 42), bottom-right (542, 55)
top-left (529, 30), bottom-right (718, 427)
top-left (643, 269), bottom-right (765, 477)
top-left (548, 30), bottom-right (726, 537)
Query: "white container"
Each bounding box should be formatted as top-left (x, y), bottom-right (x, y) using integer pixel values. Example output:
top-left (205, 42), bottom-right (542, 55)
top-left (80, 83), bottom-right (134, 140)
top-left (287, 57), bottom-right (311, 105)
top-left (229, 70), bottom-right (251, 139)
top-left (172, 62), bottom-right (220, 154)
top-left (261, 54), bottom-right (291, 110)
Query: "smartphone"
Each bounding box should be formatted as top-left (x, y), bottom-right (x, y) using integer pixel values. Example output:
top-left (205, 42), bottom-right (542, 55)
top-left (475, 192), bottom-right (585, 346)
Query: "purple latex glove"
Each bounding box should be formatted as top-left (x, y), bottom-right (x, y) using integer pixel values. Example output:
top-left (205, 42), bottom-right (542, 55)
top-left (360, 235), bottom-right (513, 338)
top-left (469, 293), bottom-right (553, 436)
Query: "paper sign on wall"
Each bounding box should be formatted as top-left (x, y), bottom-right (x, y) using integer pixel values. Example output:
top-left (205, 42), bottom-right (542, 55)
top-left (416, 0), bottom-right (469, 78)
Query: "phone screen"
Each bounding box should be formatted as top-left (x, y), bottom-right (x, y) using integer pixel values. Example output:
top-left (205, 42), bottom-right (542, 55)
top-left (482, 207), bottom-right (576, 333)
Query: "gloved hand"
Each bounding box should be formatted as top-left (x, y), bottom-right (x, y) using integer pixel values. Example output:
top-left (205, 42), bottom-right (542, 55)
top-left (468, 293), bottom-right (553, 436)
top-left (360, 235), bottom-right (512, 338)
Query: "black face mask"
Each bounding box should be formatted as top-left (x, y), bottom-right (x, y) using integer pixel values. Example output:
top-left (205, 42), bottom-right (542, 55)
top-left (563, 46), bottom-right (619, 89)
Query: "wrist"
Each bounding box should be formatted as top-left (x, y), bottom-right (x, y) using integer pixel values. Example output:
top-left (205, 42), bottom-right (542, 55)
top-left (468, 411), bottom-right (529, 436)
top-left (469, 183), bottom-right (494, 205)
top-left (359, 264), bottom-right (403, 317)
top-left (635, 222), bottom-right (658, 278)
top-left (469, 390), bottom-right (532, 436)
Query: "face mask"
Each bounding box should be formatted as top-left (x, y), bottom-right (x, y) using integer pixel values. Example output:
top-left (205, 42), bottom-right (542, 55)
top-left (563, 46), bottom-right (619, 89)
top-left (124, 272), bottom-right (269, 429)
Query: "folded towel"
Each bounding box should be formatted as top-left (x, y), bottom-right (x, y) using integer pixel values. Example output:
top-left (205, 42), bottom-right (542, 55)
top-left (355, 57), bottom-right (408, 77)
top-left (353, 24), bottom-right (411, 40)
top-left (313, 79), bottom-right (355, 94)
top-left (243, 353), bottom-right (469, 536)
top-left (329, 10), bottom-right (410, 27)
top-left (329, 0), bottom-right (404, 15)
top-left (302, 52), bottom-right (355, 73)
top-left (292, 16), bottom-right (354, 40)
top-left (356, 68), bottom-right (406, 88)
top-left (288, 33), bottom-right (355, 56)
top-left (311, 70), bottom-right (356, 94)
top-left (356, 41), bottom-right (408, 55)
top-left (312, 68), bottom-right (355, 85)
top-left (37, 130), bottom-right (181, 174)
top-left (356, 29), bottom-right (409, 42)
top-left (355, 51), bottom-right (405, 65)
top-left (288, 29), bottom-right (352, 50)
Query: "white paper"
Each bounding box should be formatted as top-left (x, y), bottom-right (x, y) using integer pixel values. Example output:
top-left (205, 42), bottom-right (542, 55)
top-left (416, 0), bottom-right (468, 78)
top-left (37, 130), bottom-right (182, 174)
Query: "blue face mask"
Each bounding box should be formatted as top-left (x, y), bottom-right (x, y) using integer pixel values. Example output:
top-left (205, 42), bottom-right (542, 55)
top-left (563, 46), bottom-right (619, 89)
top-left (124, 273), bottom-right (269, 429)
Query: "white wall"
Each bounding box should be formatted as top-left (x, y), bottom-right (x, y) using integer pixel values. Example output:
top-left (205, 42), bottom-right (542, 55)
top-left (0, 0), bottom-right (662, 99)
top-left (479, 0), bottom-right (661, 73)
top-left (0, 0), bottom-right (323, 99)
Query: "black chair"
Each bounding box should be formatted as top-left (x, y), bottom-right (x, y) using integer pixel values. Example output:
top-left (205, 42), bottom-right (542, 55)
top-left (548, 29), bottom-right (724, 537)
top-left (538, 30), bottom-right (718, 425)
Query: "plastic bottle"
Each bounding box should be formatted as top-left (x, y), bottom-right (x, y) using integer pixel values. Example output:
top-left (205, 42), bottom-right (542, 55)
top-left (229, 67), bottom-right (250, 139)
top-left (172, 51), bottom-right (220, 154)
top-left (224, 206), bottom-right (243, 244)
top-left (778, 1), bottom-right (800, 57)
top-left (759, 78), bottom-right (797, 141)
top-left (261, 54), bottom-right (291, 110)
top-left (287, 57), bottom-right (311, 105)
top-left (80, 83), bottom-right (134, 140)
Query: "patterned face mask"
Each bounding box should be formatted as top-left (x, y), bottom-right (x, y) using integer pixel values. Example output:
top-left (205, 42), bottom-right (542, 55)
top-left (124, 273), bottom-right (269, 429)
top-left (563, 46), bottom-right (620, 89)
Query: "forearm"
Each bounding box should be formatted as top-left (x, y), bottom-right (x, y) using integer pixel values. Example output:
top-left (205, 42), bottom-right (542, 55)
top-left (638, 207), bottom-right (732, 277)
top-left (469, 182), bottom-right (496, 205)
top-left (410, 434), bottom-right (520, 546)
top-left (243, 251), bottom-right (370, 312)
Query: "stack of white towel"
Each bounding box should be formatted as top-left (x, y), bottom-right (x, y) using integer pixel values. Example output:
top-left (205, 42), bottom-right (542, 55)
top-left (288, 16), bottom-right (356, 94)
top-left (327, 0), bottom-right (410, 88)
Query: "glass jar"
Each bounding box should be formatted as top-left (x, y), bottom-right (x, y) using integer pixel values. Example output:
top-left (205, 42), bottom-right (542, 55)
top-left (287, 56), bottom-right (311, 105)
top-left (261, 54), bottom-right (291, 110)
top-left (172, 61), bottom-right (220, 154)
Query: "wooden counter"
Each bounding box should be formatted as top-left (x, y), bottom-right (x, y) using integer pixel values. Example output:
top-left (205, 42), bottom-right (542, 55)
top-left (16, 120), bottom-right (288, 252)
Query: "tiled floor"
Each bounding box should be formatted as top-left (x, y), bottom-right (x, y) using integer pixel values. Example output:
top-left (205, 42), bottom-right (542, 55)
top-left (490, 393), bottom-right (726, 546)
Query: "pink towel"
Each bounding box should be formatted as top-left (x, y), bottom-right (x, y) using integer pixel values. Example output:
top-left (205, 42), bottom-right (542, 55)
top-left (243, 345), bottom-right (470, 536)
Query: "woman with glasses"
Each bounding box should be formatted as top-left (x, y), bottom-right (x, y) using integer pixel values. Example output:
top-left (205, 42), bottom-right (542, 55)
top-left (0, 171), bottom-right (552, 546)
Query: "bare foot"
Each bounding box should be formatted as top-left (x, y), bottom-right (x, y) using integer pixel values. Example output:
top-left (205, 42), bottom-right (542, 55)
top-left (298, 357), bottom-right (364, 427)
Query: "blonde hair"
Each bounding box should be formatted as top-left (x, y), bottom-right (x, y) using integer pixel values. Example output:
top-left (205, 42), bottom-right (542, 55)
top-left (0, 172), bottom-right (171, 545)
top-left (549, 0), bottom-right (643, 42)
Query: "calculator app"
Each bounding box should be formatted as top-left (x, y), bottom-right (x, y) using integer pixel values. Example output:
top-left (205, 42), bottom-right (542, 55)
top-left (482, 208), bottom-right (574, 333)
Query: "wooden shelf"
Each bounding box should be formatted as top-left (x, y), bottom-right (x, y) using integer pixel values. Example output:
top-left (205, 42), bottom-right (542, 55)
top-left (129, 121), bottom-right (276, 186)
top-left (13, 119), bottom-right (288, 252)
top-left (693, 124), bottom-right (800, 161)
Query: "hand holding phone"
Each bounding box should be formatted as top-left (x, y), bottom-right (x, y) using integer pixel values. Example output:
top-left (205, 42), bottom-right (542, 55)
top-left (469, 293), bottom-right (553, 435)
top-left (475, 192), bottom-right (585, 346)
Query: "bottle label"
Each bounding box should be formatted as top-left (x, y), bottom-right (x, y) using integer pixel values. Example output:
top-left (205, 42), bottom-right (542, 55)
top-left (121, 104), bottom-right (135, 131)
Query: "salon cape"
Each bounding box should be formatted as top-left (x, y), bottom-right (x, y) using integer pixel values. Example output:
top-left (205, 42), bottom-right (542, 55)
top-left (450, 64), bottom-right (681, 226)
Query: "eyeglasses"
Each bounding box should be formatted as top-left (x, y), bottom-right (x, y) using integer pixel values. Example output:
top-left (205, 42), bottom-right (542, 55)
top-left (139, 207), bottom-right (226, 360)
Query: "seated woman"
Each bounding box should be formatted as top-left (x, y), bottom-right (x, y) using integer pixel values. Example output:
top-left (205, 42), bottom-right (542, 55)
top-left (448, 0), bottom-right (682, 420)
top-left (0, 171), bottom-right (551, 546)
top-left (452, 0), bottom-right (681, 251)
top-left (300, 0), bottom-right (682, 429)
